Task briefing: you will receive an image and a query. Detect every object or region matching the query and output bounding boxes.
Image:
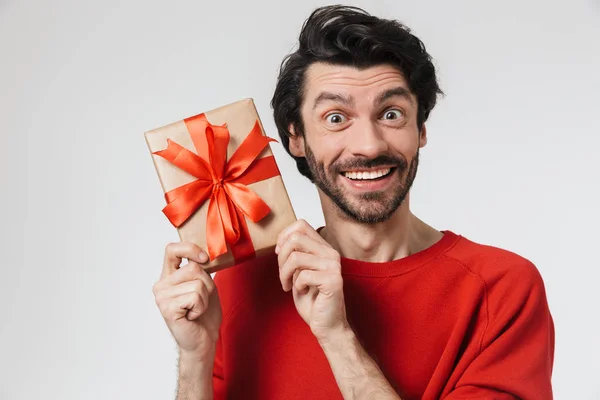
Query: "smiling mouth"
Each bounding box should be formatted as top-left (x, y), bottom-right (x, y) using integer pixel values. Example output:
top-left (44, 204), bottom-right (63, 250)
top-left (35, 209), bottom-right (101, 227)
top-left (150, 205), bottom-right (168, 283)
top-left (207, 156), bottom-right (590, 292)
top-left (342, 167), bottom-right (396, 181)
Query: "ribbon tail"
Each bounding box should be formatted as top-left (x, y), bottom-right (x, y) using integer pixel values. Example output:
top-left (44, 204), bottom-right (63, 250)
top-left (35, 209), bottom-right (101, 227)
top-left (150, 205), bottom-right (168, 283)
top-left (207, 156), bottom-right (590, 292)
top-left (224, 182), bottom-right (271, 223)
top-left (162, 181), bottom-right (212, 227)
top-left (225, 121), bottom-right (276, 180)
top-left (216, 187), bottom-right (240, 245)
top-left (229, 207), bottom-right (256, 264)
top-left (226, 195), bottom-right (242, 244)
top-left (230, 156), bottom-right (280, 186)
top-left (153, 139), bottom-right (213, 179)
top-left (206, 188), bottom-right (256, 263)
top-left (206, 193), bottom-right (228, 260)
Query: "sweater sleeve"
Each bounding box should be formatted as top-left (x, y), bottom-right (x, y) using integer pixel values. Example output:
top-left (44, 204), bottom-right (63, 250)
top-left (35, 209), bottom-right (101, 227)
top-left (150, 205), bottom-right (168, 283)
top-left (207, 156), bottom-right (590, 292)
top-left (444, 258), bottom-right (555, 399)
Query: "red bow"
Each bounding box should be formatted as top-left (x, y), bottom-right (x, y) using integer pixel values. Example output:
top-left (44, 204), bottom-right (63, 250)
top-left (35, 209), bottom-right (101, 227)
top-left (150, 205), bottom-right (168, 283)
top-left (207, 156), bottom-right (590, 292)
top-left (153, 113), bottom-right (280, 261)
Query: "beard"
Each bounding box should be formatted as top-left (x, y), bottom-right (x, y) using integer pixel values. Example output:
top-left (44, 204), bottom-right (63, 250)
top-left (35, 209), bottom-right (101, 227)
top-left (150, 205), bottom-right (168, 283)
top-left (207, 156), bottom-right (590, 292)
top-left (304, 143), bottom-right (419, 224)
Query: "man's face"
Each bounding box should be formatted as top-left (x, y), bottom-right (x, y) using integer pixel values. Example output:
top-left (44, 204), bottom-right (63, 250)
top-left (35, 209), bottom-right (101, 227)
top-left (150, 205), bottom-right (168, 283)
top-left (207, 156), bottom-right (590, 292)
top-left (289, 63), bottom-right (426, 223)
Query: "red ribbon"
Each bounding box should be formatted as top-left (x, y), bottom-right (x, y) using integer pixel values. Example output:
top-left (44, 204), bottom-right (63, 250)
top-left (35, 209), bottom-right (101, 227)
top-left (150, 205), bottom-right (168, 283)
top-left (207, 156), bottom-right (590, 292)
top-left (153, 113), bottom-right (280, 262)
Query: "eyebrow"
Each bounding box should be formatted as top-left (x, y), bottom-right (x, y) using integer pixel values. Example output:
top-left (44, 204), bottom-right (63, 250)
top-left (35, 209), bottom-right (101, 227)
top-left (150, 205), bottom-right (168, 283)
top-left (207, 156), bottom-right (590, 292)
top-left (312, 92), bottom-right (355, 110)
top-left (311, 87), bottom-right (414, 110)
top-left (375, 87), bottom-right (414, 106)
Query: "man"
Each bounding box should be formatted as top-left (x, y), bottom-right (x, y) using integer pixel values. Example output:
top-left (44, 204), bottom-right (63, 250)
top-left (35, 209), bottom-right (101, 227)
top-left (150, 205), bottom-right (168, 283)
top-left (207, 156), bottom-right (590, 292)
top-left (152, 5), bottom-right (555, 399)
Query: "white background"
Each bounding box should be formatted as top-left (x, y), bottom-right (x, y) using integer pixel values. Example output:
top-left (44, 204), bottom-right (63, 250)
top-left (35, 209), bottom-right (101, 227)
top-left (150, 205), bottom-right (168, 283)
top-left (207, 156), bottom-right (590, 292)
top-left (1, 0), bottom-right (599, 399)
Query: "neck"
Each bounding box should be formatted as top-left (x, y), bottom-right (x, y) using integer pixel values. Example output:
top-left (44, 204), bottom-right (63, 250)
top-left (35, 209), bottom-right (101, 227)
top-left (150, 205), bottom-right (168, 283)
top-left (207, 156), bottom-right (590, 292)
top-left (318, 193), bottom-right (443, 262)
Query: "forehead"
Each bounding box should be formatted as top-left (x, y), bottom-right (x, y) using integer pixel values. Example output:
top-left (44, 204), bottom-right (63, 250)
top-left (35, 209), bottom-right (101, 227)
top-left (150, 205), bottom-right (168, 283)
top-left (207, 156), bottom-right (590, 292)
top-left (303, 62), bottom-right (414, 104)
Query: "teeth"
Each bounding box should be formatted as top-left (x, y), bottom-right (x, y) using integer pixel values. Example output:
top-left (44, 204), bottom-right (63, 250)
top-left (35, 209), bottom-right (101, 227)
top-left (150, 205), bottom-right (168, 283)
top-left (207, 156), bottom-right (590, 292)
top-left (343, 168), bottom-right (391, 180)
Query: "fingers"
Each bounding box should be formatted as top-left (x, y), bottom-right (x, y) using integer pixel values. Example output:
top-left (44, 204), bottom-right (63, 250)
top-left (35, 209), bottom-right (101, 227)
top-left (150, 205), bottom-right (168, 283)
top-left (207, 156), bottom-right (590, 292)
top-left (162, 242), bottom-right (209, 279)
top-left (163, 291), bottom-right (207, 322)
top-left (276, 219), bottom-right (339, 270)
top-left (155, 261), bottom-right (215, 293)
top-left (276, 231), bottom-right (337, 270)
top-left (154, 262), bottom-right (216, 322)
top-left (276, 220), bottom-right (341, 293)
top-left (276, 219), bottom-right (328, 254)
top-left (280, 251), bottom-right (339, 292)
top-left (156, 278), bottom-right (212, 313)
top-left (294, 269), bottom-right (343, 296)
top-left (154, 242), bottom-right (215, 326)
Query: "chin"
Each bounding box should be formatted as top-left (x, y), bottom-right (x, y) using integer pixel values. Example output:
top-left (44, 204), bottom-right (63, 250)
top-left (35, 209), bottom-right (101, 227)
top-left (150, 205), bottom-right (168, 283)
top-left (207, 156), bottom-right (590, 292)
top-left (336, 195), bottom-right (405, 224)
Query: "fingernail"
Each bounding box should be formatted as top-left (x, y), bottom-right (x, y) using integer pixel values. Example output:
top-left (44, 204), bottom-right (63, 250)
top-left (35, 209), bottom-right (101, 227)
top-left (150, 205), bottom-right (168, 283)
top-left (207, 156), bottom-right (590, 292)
top-left (199, 252), bottom-right (208, 263)
top-left (274, 245), bottom-right (279, 254)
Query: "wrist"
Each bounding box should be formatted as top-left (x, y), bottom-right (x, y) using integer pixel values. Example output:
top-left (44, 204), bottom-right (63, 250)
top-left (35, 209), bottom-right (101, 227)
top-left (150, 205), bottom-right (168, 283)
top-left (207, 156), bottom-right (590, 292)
top-left (177, 348), bottom-right (215, 400)
top-left (179, 345), bottom-right (216, 367)
top-left (317, 322), bottom-right (355, 351)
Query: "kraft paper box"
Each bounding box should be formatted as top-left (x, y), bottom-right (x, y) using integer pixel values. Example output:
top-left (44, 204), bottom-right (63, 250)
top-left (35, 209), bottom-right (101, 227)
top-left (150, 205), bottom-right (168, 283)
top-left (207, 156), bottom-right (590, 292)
top-left (145, 98), bottom-right (297, 273)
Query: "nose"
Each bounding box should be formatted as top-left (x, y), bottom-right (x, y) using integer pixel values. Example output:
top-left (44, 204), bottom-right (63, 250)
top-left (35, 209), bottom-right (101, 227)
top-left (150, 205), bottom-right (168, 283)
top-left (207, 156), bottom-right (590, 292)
top-left (346, 119), bottom-right (389, 158)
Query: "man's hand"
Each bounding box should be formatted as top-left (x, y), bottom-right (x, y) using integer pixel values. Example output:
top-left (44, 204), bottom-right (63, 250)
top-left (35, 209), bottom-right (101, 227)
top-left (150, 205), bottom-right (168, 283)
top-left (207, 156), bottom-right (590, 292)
top-left (276, 219), bottom-right (348, 342)
top-left (153, 242), bottom-right (222, 361)
top-left (277, 220), bottom-right (401, 399)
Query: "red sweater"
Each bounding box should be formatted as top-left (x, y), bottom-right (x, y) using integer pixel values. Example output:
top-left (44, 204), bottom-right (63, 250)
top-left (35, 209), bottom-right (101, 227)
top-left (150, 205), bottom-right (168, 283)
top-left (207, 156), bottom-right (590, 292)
top-left (211, 231), bottom-right (554, 399)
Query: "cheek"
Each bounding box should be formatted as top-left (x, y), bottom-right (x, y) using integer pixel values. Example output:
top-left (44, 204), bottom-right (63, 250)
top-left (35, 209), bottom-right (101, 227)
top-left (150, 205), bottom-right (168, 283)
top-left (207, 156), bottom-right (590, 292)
top-left (387, 132), bottom-right (420, 158)
top-left (325, 141), bottom-right (349, 171)
top-left (306, 131), bottom-right (346, 164)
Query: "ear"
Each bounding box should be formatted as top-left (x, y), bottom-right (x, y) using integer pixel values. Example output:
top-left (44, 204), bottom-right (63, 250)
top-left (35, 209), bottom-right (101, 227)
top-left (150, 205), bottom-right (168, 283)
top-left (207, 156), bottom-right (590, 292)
top-left (418, 124), bottom-right (428, 148)
top-left (288, 124), bottom-right (306, 157)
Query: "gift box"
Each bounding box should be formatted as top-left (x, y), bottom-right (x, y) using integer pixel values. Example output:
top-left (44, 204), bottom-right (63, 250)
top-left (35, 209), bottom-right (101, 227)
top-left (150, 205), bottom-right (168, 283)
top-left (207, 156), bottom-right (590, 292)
top-left (145, 98), bottom-right (297, 273)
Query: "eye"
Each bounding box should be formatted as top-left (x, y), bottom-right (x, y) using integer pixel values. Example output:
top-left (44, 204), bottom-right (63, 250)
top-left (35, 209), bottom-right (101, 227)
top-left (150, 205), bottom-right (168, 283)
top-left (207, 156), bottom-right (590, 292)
top-left (325, 113), bottom-right (347, 124)
top-left (381, 109), bottom-right (403, 120)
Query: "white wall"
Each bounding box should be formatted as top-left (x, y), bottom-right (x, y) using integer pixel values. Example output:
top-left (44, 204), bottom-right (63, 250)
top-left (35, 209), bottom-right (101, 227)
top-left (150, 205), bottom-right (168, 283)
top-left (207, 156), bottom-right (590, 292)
top-left (1, 0), bottom-right (598, 398)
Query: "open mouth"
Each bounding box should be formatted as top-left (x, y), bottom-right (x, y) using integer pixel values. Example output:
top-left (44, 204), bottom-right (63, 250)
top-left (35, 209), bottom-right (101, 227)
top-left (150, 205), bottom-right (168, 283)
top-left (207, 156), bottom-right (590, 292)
top-left (341, 167), bottom-right (396, 181)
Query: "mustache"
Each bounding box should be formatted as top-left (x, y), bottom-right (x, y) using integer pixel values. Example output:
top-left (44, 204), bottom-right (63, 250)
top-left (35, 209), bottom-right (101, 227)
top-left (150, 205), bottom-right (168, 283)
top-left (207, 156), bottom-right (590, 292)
top-left (332, 155), bottom-right (408, 172)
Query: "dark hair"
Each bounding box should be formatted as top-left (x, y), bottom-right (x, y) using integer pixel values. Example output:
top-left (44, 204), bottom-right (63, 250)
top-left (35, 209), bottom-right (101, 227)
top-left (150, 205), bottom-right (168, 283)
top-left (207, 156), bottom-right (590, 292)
top-left (270, 5), bottom-right (443, 181)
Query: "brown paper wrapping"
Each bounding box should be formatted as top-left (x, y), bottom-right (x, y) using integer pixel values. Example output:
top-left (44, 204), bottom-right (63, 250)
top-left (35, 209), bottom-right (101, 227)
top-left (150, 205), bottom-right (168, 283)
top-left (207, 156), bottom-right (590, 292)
top-left (144, 98), bottom-right (297, 273)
